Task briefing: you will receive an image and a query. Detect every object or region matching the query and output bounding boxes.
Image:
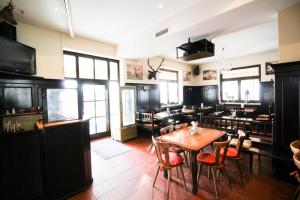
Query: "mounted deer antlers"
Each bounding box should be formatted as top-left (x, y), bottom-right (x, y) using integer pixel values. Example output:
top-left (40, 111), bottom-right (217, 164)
top-left (147, 57), bottom-right (165, 80)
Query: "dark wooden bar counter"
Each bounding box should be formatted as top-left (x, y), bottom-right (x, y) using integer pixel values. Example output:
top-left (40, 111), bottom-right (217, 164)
top-left (0, 119), bottom-right (92, 200)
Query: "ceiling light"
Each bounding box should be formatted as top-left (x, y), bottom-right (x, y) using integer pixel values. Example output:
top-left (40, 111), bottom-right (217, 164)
top-left (53, 7), bottom-right (59, 11)
top-left (158, 4), bottom-right (164, 9)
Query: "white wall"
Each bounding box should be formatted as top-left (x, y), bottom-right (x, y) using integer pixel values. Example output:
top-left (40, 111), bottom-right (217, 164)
top-left (16, 22), bottom-right (117, 79)
top-left (192, 50), bottom-right (278, 86)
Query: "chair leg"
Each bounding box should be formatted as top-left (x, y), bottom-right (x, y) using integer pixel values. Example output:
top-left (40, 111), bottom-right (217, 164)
top-left (208, 167), bottom-right (210, 179)
top-left (197, 163), bottom-right (203, 185)
top-left (217, 169), bottom-right (220, 181)
top-left (211, 168), bottom-right (219, 200)
top-left (235, 160), bottom-right (244, 187)
top-left (249, 152), bottom-right (253, 174)
top-left (167, 169), bottom-right (172, 200)
top-left (223, 167), bottom-right (232, 190)
top-left (179, 165), bottom-right (187, 190)
top-left (176, 167), bottom-right (179, 178)
top-left (153, 166), bottom-right (160, 187)
top-left (183, 151), bottom-right (189, 168)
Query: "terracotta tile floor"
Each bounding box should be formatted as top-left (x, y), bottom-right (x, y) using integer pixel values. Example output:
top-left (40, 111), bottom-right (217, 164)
top-left (70, 135), bottom-right (296, 200)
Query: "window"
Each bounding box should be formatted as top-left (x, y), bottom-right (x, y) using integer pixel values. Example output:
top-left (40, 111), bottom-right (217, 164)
top-left (63, 51), bottom-right (119, 138)
top-left (159, 69), bottom-right (178, 105)
top-left (63, 51), bottom-right (118, 81)
top-left (221, 65), bottom-right (260, 103)
top-left (63, 55), bottom-right (76, 78)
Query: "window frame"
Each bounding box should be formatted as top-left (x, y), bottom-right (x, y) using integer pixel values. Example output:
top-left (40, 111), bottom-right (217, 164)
top-left (159, 69), bottom-right (179, 106)
top-left (63, 51), bottom-right (120, 139)
top-left (220, 65), bottom-right (261, 103)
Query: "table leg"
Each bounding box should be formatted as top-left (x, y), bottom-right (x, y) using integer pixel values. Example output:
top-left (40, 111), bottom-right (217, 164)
top-left (163, 169), bottom-right (168, 178)
top-left (191, 151), bottom-right (198, 194)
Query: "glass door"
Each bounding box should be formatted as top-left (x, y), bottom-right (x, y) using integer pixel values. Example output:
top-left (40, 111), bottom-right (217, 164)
top-left (82, 84), bottom-right (108, 136)
top-left (121, 87), bottom-right (136, 127)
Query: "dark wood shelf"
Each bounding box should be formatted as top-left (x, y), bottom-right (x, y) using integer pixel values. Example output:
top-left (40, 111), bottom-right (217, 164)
top-left (0, 111), bottom-right (43, 117)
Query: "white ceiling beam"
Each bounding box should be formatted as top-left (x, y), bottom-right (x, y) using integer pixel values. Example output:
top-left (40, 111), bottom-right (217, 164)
top-left (63, 0), bottom-right (74, 38)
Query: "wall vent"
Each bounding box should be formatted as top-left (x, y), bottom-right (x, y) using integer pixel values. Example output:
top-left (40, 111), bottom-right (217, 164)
top-left (155, 28), bottom-right (168, 37)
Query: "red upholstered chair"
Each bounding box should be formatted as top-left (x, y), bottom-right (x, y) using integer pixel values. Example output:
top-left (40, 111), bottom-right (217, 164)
top-left (197, 140), bottom-right (231, 200)
top-left (152, 136), bottom-right (187, 199)
top-left (160, 125), bottom-right (189, 169)
top-left (221, 135), bottom-right (245, 187)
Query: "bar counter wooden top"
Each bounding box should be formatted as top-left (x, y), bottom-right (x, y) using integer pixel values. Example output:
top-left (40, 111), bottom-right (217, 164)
top-left (35, 119), bottom-right (89, 130)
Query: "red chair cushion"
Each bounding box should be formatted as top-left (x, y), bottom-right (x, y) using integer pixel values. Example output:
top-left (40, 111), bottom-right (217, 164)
top-left (220, 147), bottom-right (238, 158)
top-left (163, 152), bottom-right (184, 167)
top-left (143, 123), bottom-right (159, 127)
top-left (197, 152), bottom-right (216, 165)
top-left (170, 147), bottom-right (184, 153)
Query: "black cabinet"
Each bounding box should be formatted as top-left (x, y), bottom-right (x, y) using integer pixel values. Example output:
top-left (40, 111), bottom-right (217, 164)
top-left (183, 85), bottom-right (218, 106)
top-left (273, 61), bottom-right (300, 153)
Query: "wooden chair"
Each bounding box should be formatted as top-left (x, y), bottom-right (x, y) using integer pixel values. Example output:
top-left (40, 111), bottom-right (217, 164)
top-left (152, 136), bottom-right (187, 199)
top-left (175, 123), bottom-right (188, 130)
top-left (160, 125), bottom-right (189, 169)
top-left (221, 135), bottom-right (246, 187)
top-left (139, 111), bottom-right (160, 136)
top-left (197, 140), bottom-right (231, 200)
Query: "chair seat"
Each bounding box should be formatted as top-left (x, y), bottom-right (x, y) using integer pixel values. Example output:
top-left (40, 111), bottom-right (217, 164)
top-left (170, 147), bottom-right (184, 153)
top-left (143, 123), bottom-right (159, 127)
top-left (220, 147), bottom-right (238, 158)
top-left (197, 152), bottom-right (217, 165)
top-left (163, 152), bottom-right (184, 167)
top-left (230, 138), bottom-right (252, 149)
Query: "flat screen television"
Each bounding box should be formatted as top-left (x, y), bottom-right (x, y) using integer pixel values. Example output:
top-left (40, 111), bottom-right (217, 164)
top-left (0, 35), bottom-right (36, 75)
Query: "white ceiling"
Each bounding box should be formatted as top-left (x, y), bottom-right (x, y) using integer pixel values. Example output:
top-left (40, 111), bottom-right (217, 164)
top-left (1, 0), bottom-right (300, 64)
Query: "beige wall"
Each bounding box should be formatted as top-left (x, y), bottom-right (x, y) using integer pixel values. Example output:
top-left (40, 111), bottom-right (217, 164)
top-left (16, 22), bottom-right (117, 79)
top-left (120, 57), bottom-right (193, 103)
top-left (278, 2), bottom-right (300, 62)
top-left (193, 50), bottom-right (278, 86)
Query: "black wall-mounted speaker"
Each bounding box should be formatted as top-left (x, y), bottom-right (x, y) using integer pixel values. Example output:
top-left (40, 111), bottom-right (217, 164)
top-left (193, 66), bottom-right (200, 75)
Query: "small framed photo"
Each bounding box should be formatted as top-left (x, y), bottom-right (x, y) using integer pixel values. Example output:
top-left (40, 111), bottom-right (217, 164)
top-left (183, 71), bottom-right (191, 82)
top-left (203, 70), bottom-right (217, 80)
top-left (265, 62), bottom-right (275, 75)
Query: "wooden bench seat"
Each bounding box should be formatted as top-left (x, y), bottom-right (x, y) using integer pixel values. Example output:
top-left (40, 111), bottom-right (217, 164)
top-left (241, 146), bottom-right (292, 173)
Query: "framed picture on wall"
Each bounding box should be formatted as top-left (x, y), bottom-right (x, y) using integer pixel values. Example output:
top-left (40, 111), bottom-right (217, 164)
top-left (127, 64), bottom-right (143, 80)
top-left (265, 62), bottom-right (275, 75)
top-left (183, 71), bottom-right (192, 82)
top-left (203, 70), bottom-right (217, 80)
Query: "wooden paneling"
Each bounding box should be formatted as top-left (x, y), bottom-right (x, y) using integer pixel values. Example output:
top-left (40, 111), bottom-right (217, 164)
top-left (135, 84), bottom-right (160, 112)
top-left (0, 132), bottom-right (43, 199)
top-left (272, 61), bottom-right (300, 153)
top-left (183, 85), bottom-right (218, 107)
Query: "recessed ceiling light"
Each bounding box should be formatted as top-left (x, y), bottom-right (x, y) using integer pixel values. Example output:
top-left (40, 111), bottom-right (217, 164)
top-left (53, 7), bottom-right (59, 11)
top-left (158, 4), bottom-right (164, 9)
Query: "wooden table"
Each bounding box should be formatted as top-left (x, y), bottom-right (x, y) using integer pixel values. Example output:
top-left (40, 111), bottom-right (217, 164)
top-left (158, 127), bottom-right (225, 194)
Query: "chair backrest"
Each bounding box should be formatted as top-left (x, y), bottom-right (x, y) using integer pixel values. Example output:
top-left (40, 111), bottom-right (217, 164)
top-left (141, 112), bottom-right (153, 121)
top-left (160, 125), bottom-right (174, 135)
top-left (175, 123), bottom-right (188, 130)
top-left (213, 140), bottom-right (230, 166)
top-left (152, 136), bottom-right (171, 168)
top-left (235, 131), bottom-right (246, 156)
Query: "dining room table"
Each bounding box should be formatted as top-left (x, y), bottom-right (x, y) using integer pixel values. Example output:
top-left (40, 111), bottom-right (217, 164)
top-left (158, 126), bottom-right (225, 194)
